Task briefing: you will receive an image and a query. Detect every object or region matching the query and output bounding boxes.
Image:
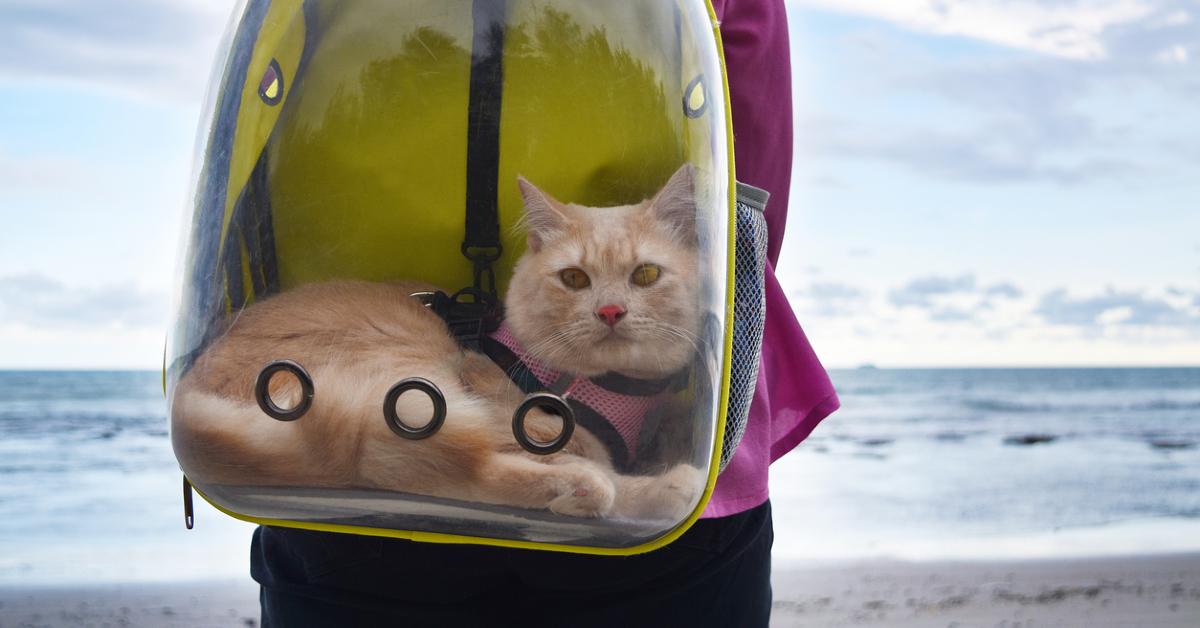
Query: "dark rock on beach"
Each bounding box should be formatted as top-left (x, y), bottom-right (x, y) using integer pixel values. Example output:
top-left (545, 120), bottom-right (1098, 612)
top-left (1149, 439), bottom-right (1197, 450)
top-left (1004, 434), bottom-right (1058, 446)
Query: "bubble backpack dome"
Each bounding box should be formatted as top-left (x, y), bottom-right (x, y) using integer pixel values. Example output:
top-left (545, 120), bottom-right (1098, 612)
top-left (166, 0), bottom-right (769, 554)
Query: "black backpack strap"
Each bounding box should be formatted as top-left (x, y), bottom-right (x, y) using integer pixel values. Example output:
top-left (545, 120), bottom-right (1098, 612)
top-left (462, 0), bottom-right (507, 298)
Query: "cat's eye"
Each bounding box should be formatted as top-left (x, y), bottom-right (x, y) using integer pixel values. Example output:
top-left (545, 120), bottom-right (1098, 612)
top-left (631, 264), bottom-right (662, 287)
top-left (559, 268), bottom-right (591, 290)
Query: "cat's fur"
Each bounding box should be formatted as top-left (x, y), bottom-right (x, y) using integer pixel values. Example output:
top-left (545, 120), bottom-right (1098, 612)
top-left (171, 165), bottom-right (705, 520)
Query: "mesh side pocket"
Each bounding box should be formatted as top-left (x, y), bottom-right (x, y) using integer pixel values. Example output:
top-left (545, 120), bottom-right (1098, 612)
top-left (720, 182), bottom-right (769, 471)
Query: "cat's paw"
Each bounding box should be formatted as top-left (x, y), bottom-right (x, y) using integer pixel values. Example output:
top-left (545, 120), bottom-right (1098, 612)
top-left (547, 466), bottom-right (616, 518)
top-left (616, 464), bottom-right (707, 521)
top-left (651, 464), bottom-right (707, 520)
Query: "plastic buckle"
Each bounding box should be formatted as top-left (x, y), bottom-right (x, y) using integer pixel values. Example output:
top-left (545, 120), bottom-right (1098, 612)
top-left (461, 243), bottom-right (503, 264)
top-left (473, 260), bottom-right (497, 298)
top-left (449, 288), bottom-right (502, 350)
top-left (461, 244), bottom-right (502, 298)
top-left (413, 289), bottom-right (502, 351)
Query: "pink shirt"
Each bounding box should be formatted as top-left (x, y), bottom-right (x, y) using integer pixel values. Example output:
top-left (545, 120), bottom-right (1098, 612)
top-left (701, 0), bottom-right (840, 518)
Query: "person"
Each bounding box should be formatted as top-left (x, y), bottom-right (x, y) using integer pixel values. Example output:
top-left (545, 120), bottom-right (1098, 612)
top-left (251, 0), bottom-right (838, 625)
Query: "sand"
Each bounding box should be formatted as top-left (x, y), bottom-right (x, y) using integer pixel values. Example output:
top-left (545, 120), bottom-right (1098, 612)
top-left (771, 553), bottom-right (1200, 627)
top-left (0, 582), bottom-right (260, 628)
top-left (1, 553), bottom-right (1197, 627)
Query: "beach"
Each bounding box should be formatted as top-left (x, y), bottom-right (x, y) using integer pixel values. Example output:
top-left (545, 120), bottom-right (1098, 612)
top-left (2, 553), bottom-right (1197, 626)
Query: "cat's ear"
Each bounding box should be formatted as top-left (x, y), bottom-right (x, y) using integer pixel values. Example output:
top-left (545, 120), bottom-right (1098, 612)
top-left (650, 163), bottom-right (697, 244)
top-left (518, 176), bottom-right (569, 253)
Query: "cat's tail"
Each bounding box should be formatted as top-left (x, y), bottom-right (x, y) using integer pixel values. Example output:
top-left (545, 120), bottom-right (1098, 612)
top-left (170, 385), bottom-right (325, 487)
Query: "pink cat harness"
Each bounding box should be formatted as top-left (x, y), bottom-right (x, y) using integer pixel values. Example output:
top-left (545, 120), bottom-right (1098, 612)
top-left (485, 323), bottom-right (678, 468)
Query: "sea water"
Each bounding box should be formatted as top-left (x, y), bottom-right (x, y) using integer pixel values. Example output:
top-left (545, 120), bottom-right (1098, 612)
top-left (1, 368), bottom-right (1198, 584)
top-left (770, 367), bottom-right (1200, 564)
top-left (0, 371), bottom-right (255, 585)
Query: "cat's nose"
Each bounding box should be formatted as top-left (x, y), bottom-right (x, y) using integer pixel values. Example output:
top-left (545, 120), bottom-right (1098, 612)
top-left (595, 304), bottom-right (627, 327)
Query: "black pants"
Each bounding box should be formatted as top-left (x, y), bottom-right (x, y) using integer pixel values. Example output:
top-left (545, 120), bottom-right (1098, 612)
top-left (252, 501), bottom-right (773, 627)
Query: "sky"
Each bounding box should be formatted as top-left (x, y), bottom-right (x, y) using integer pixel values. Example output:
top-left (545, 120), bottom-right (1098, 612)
top-left (0, 0), bottom-right (1197, 369)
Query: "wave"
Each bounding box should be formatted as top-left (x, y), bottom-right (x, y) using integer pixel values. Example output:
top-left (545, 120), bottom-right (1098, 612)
top-left (962, 398), bottom-right (1200, 414)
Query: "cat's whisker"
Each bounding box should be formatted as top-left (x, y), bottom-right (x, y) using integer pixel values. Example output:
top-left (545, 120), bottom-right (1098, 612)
top-left (522, 323), bottom-right (577, 356)
top-left (521, 325), bottom-right (583, 372)
top-left (652, 323), bottom-right (702, 354)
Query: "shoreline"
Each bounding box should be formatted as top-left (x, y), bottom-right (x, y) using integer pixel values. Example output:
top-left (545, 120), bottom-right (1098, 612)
top-left (2, 553), bottom-right (1197, 627)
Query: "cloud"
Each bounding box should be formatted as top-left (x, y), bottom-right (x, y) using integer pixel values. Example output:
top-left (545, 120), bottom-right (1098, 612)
top-left (0, 273), bottom-right (166, 329)
top-left (802, 109), bottom-right (1141, 187)
top-left (790, 0), bottom-right (1156, 59)
top-left (799, 274), bottom-right (1026, 326)
top-left (795, 281), bottom-right (870, 317)
top-left (0, 152), bottom-right (85, 189)
top-left (929, 306), bottom-right (977, 322)
top-left (986, 283), bottom-right (1024, 299)
top-left (889, 274), bottom-right (976, 308)
top-left (808, 174), bottom-right (850, 189)
top-left (883, 275), bottom-right (1037, 329)
top-left (906, 61), bottom-right (1092, 120)
top-left (885, 277), bottom-right (1198, 331)
top-left (1103, 1), bottom-right (1200, 66)
top-left (0, 0), bottom-right (236, 102)
top-left (793, 1), bottom-right (1199, 187)
top-left (907, 3), bottom-right (1200, 113)
top-left (0, 151), bottom-right (130, 202)
top-left (1035, 287), bottom-right (1198, 327)
top-left (808, 282), bottom-right (866, 300)
top-left (785, 273), bottom-right (1200, 367)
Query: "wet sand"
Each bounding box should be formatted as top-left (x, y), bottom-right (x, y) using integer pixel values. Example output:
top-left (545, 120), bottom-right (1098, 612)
top-left (1, 553), bottom-right (1197, 626)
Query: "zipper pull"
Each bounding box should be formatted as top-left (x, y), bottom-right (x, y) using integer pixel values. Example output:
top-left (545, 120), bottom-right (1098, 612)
top-left (183, 476), bottom-right (195, 530)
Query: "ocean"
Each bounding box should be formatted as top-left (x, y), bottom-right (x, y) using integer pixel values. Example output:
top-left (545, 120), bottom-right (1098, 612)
top-left (1, 368), bottom-right (1198, 584)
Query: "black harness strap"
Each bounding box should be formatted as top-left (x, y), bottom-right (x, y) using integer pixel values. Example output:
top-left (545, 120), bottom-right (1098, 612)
top-left (480, 334), bottom-right (691, 472)
top-left (479, 334), bottom-right (543, 395)
top-left (590, 371), bottom-right (680, 396)
top-left (463, 0), bottom-right (507, 298)
top-left (480, 336), bottom-right (635, 471)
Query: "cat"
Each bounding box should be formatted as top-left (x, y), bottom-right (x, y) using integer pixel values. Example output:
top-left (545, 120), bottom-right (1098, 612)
top-left (171, 164), bottom-right (706, 521)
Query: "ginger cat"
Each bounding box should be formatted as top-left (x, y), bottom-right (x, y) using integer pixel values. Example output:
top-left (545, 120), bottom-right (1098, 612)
top-left (171, 165), bottom-right (706, 520)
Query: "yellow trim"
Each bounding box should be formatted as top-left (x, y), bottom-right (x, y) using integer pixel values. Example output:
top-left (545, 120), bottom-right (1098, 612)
top-left (183, 0), bottom-right (739, 556)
